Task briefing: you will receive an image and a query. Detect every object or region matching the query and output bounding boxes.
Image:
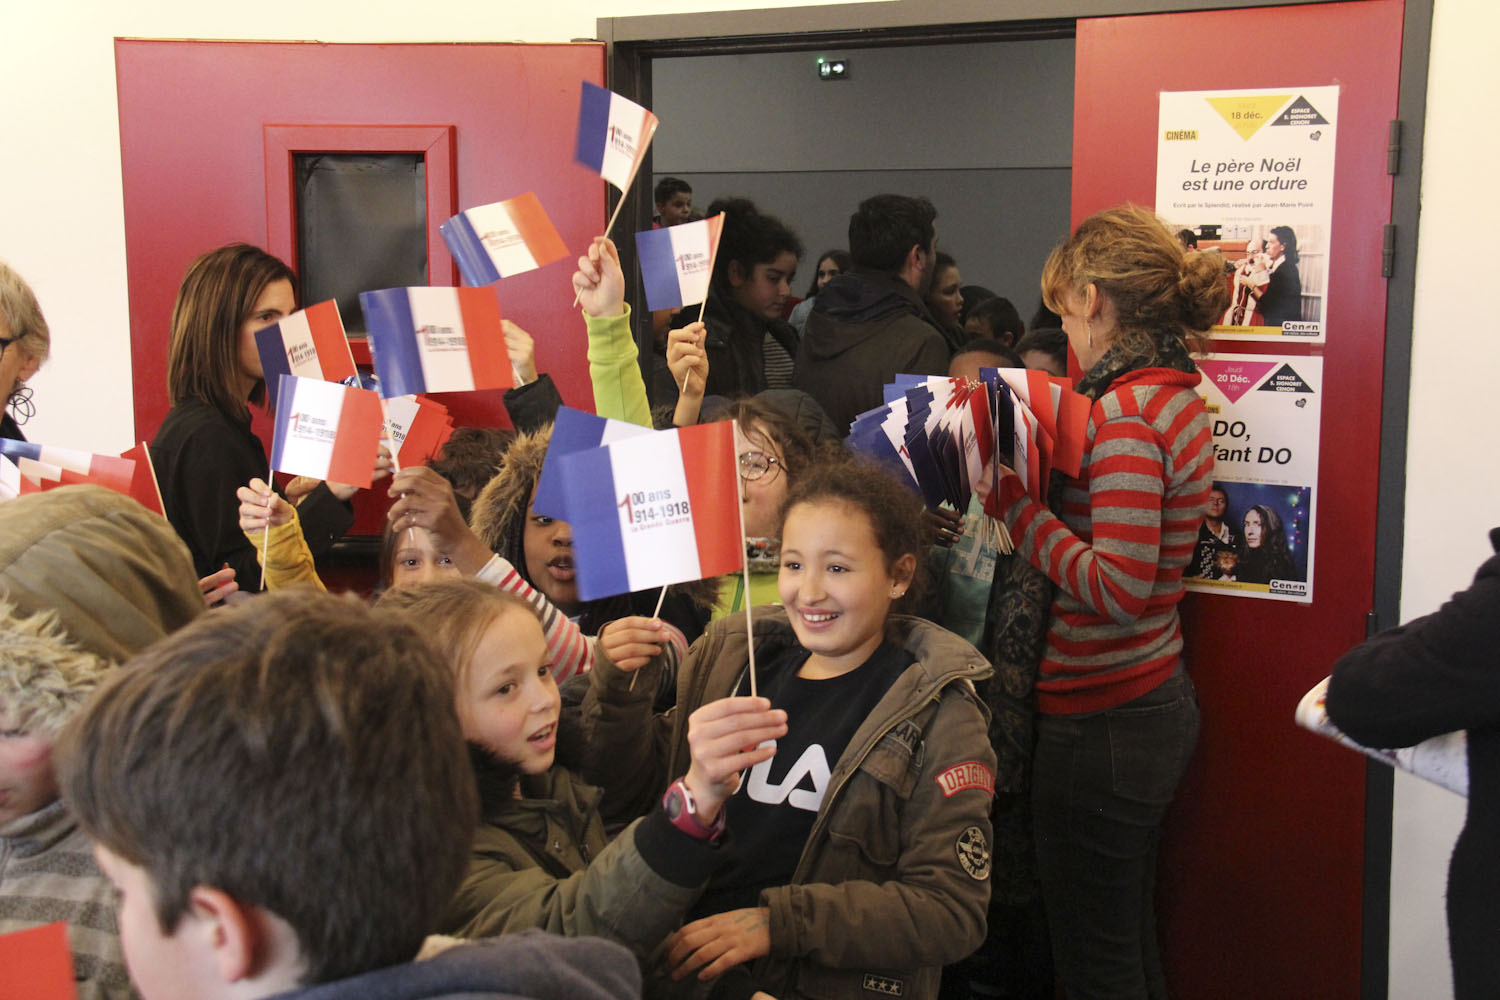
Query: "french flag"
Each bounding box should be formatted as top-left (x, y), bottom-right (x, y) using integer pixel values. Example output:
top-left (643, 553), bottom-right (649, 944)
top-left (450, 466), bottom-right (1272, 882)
top-left (270, 375), bottom-right (385, 489)
top-left (531, 406), bottom-right (652, 520)
top-left (361, 286), bottom-right (512, 399)
top-left (0, 440), bottom-right (136, 496)
top-left (553, 421), bottom-right (743, 601)
top-left (636, 215), bottom-right (725, 312)
top-left (441, 192), bottom-right (571, 287)
top-left (382, 394), bottom-right (455, 469)
top-left (253, 300), bottom-right (357, 408)
top-left (575, 81), bottom-right (659, 192)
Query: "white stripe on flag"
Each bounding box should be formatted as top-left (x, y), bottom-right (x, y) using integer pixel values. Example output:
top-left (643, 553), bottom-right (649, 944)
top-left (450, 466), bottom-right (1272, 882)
top-left (599, 93), bottom-right (645, 191)
top-left (608, 433), bottom-right (703, 592)
top-left (668, 223), bottom-right (714, 309)
top-left (464, 201), bottom-right (539, 278)
top-left (277, 379), bottom-right (348, 479)
top-left (278, 310), bottom-right (325, 378)
top-left (0, 456), bottom-right (19, 499)
top-left (37, 446), bottom-right (93, 476)
top-left (382, 395), bottom-right (422, 453)
top-left (406, 288), bottom-right (476, 393)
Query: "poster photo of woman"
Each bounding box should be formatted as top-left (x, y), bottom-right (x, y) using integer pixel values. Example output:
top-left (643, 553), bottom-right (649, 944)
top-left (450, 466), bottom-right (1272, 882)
top-left (1185, 481), bottom-right (1312, 601)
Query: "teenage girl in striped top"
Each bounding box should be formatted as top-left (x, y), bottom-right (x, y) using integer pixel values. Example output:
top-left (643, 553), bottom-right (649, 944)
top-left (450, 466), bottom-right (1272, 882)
top-left (991, 205), bottom-right (1228, 1000)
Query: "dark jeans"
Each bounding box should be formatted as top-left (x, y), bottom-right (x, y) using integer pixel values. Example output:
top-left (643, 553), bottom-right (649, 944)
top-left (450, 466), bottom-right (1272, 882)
top-left (1031, 672), bottom-right (1200, 1000)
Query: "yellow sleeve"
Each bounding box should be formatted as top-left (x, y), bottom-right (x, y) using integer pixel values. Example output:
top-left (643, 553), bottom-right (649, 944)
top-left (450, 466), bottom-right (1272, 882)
top-left (243, 506), bottom-right (326, 592)
top-left (584, 304), bottom-right (652, 428)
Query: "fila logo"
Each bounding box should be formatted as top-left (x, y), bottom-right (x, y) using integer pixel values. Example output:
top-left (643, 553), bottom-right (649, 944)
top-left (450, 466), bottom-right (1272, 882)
top-left (746, 743), bottom-right (830, 813)
top-left (861, 974), bottom-right (905, 996)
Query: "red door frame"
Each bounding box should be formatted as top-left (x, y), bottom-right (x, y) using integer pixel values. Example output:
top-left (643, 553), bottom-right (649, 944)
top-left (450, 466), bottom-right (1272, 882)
top-left (1072, 3), bottom-right (1404, 996)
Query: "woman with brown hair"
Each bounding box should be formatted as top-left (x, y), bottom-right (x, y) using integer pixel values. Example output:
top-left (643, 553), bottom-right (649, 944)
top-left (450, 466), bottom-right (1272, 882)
top-left (150, 243), bottom-right (355, 592)
top-left (990, 205), bottom-right (1227, 999)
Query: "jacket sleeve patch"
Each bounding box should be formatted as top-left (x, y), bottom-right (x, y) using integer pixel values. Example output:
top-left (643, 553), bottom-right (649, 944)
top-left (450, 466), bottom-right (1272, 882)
top-left (956, 826), bottom-right (991, 881)
top-left (934, 760), bottom-right (994, 798)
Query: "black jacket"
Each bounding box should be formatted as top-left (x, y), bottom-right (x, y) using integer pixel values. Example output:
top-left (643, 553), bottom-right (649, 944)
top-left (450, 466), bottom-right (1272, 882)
top-left (652, 286), bottom-right (798, 408)
top-left (1326, 530), bottom-right (1500, 1000)
top-left (151, 399), bottom-right (352, 589)
top-left (792, 270), bottom-right (950, 435)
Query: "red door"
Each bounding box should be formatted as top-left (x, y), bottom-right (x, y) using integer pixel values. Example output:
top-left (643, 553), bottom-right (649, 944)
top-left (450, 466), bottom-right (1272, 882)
top-left (117, 40), bottom-right (605, 538)
top-left (1072, 3), bottom-right (1403, 996)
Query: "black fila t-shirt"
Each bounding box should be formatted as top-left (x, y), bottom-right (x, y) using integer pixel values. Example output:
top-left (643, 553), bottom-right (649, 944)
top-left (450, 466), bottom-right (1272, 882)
top-left (692, 640), bottom-right (914, 918)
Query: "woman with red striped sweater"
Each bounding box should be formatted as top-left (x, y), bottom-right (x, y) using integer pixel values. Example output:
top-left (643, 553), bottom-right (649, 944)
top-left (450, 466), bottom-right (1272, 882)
top-left (992, 205), bottom-right (1228, 1000)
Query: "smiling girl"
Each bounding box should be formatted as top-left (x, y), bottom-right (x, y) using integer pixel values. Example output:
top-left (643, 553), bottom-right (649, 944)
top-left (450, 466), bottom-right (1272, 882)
top-left (378, 579), bottom-right (785, 961)
top-left (581, 455), bottom-right (995, 1000)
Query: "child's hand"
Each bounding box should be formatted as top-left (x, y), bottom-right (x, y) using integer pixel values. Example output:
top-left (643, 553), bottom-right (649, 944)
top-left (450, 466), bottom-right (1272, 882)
top-left (504, 320), bottom-right (538, 386)
top-left (665, 906), bottom-right (772, 981)
top-left (666, 322), bottom-right (708, 396)
top-left (386, 467), bottom-right (493, 576)
top-left (197, 566), bottom-right (237, 607)
top-left (598, 615), bottom-right (668, 671)
top-left (924, 505), bottom-right (964, 549)
top-left (238, 478), bottom-right (293, 530)
top-left (572, 237), bottom-right (626, 318)
top-left (681, 696), bottom-right (786, 823)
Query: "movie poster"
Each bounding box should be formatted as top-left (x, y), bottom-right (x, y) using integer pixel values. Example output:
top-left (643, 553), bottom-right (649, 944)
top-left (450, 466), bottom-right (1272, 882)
top-left (1186, 353), bottom-right (1321, 604)
top-left (1156, 86), bottom-right (1338, 343)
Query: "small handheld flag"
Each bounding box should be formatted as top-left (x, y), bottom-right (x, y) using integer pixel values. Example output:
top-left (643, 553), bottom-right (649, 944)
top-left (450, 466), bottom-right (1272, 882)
top-left (270, 375), bottom-right (385, 489)
top-left (0, 440), bottom-right (139, 502)
top-left (382, 394), bottom-right (455, 469)
top-left (120, 442), bottom-right (166, 515)
top-left (532, 406), bottom-right (653, 519)
top-left (636, 215), bottom-right (726, 313)
top-left (441, 192), bottom-right (571, 287)
top-left (0, 922), bottom-right (78, 1000)
top-left (253, 300), bottom-right (357, 409)
top-left (552, 421), bottom-right (743, 601)
top-left (575, 81), bottom-right (659, 193)
top-left (361, 286), bottom-right (512, 398)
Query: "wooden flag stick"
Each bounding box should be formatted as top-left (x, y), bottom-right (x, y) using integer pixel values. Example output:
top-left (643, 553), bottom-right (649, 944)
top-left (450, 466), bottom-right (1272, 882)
top-left (259, 460), bottom-right (273, 592)
top-left (627, 584), bottom-right (673, 693)
top-left (731, 420), bottom-right (757, 698)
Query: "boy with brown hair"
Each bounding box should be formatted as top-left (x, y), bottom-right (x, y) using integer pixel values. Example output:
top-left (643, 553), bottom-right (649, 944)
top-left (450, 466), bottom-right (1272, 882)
top-left (55, 590), bottom-right (640, 1000)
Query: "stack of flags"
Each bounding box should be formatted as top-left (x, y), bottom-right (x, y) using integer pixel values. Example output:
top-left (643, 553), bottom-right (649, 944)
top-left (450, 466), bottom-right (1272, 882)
top-left (382, 394), bottom-right (455, 469)
top-left (0, 439), bottom-right (162, 512)
top-left (848, 370), bottom-right (1090, 519)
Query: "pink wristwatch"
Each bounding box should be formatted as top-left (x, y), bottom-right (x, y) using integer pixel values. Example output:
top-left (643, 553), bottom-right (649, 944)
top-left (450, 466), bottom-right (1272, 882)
top-left (662, 778), bottom-right (727, 842)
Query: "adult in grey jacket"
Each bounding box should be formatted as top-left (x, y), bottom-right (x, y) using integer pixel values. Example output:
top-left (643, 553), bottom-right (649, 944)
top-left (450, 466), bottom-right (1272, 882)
top-left (793, 195), bottom-right (951, 435)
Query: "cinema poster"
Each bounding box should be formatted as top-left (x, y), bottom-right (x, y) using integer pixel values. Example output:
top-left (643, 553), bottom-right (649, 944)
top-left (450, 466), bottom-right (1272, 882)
top-left (1156, 86), bottom-right (1338, 343)
top-left (1185, 353), bottom-right (1321, 604)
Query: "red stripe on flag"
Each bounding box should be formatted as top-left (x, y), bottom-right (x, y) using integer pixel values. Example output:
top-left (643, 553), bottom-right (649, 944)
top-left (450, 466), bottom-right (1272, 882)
top-left (397, 398), bottom-right (451, 468)
top-left (304, 300), bottom-right (357, 382)
top-left (457, 287), bottom-right (512, 390)
top-left (679, 421), bottom-right (744, 578)
top-left (121, 442), bottom-right (165, 515)
top-left (325, 387), bottom-right (384, 488)
top-left (506, 193), bottom-right (570, 270)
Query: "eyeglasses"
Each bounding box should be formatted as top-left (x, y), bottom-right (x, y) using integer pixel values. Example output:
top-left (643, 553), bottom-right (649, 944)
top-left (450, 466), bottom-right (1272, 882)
top-left (738, 450), bottom-right (781, 483)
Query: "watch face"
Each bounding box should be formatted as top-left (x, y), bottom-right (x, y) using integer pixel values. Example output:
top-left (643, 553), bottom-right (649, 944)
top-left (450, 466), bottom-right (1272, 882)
top-left (665, 786), bottom-right (686, 821)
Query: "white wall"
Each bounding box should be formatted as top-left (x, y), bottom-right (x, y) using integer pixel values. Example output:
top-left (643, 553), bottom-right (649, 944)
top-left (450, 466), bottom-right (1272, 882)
top-left (1, 0), bottom-right (1494, 994)
top-left (1386, 1), bottom-right (1500, 996)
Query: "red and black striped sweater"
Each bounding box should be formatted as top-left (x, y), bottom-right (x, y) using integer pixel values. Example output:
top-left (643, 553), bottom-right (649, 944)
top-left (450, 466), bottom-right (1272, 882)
top-left (996, 366), bottom-right (1214, 715)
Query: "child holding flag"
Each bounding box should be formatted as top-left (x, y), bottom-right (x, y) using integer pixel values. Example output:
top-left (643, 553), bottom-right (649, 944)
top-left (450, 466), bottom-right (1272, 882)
top-left (377, 579), bottom-right (786, 959)
top-left (580, 455), bottom-right (996, 1000)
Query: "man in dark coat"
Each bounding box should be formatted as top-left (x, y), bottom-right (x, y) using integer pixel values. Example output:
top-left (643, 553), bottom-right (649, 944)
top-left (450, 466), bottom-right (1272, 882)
top-left (793, 194), bottom-right (950, 436)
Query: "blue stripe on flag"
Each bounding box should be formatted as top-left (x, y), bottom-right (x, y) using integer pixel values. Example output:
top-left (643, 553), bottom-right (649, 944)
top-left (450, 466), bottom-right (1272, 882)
top-left (255, 323), bottom-right (294, 408)
top-left (0, 440), bottom-right (41, 463)
top-left (575, 81), bottom-right (611, 171)
top-left (557, 445), bottom-right (632, 602)
top-left (270, 374), bottom-right (299, 472)
top-left (635, 226), bottom-right (684, 312)
top-left (441, 213), bottom-right (503, 287)
top-left (532, 407), bottom-right (607, 519)
top-left (360, 288), bottom-right (426, 398)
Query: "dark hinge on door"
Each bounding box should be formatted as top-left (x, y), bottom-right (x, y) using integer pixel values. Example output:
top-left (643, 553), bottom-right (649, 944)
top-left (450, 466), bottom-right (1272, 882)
top-left (1387, 120), bottom-right (1402, 175)
top-left (1382, 225), bottom-right (1397, 278)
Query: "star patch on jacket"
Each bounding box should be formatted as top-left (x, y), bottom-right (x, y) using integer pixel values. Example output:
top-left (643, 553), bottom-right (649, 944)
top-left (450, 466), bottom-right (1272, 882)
top-left (956, 825), bottom-right (991, 881)
top-left (861, 973), bottom-right (905, 996)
